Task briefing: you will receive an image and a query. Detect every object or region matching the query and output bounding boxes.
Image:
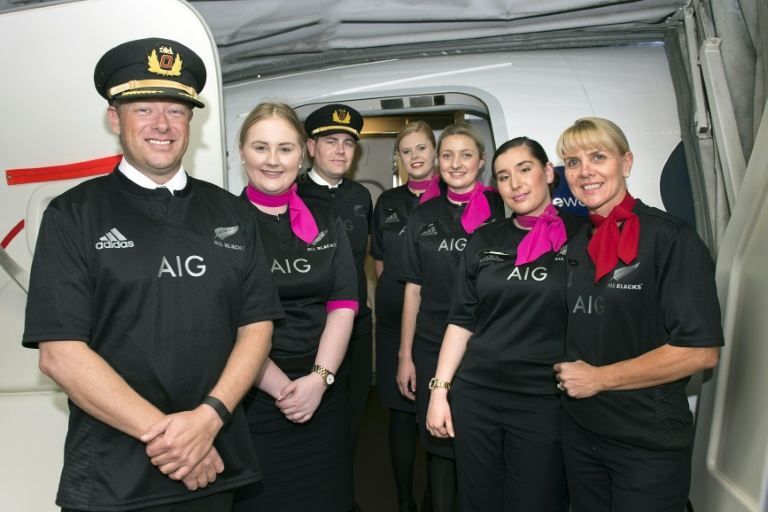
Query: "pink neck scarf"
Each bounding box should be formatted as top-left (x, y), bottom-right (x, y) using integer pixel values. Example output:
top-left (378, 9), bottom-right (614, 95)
top-left (447, 182), bottom-right (498, 234)
top-left (514, 204), bottom-right (567, 266)
top-left (409, 174), bottom-right (441, 204)
top-left (246, 183), bottom-right (319, 244)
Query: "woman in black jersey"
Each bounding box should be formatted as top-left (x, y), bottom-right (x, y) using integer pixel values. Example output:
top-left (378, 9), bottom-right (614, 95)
top-left (552, 117), bottom-right (722, 512)
top-left (232, 102), bottom-right (358, 512)
top-left (371, 121), bottom-right (439, 512)
top-left (426, 137), bottom-right (575, 511)
top-left (397, 122), bottom-right (505, 512)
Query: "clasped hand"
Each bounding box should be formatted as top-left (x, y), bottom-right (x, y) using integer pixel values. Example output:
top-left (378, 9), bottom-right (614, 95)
top-left (276, 374), bottom-right (326, 423)
top-left (141, 406), bottom-right (224, 490)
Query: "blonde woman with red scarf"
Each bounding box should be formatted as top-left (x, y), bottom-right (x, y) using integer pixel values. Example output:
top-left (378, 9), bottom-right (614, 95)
top-left (396, 122), bottom-right (505, 511)
top-left (553, 117), bottom-right (722, 512)
top-left (426, 137), bottom-right (583, 511)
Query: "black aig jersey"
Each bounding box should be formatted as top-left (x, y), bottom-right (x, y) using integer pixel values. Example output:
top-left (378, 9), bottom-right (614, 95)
top-left (398, 192), bottom-right (506, 345)
top-left (370, 185), bottom-right (420, 334)
top-left (22, 170), bottom-right (283, 511)
top-left (297, 173), bottom-right (372, 336)
top-left (564, 200), bottom-right (723, 450)
top-left (245, 196), bottom-right (358, 363)
top-left (449, 212), bottom-right (586, 394)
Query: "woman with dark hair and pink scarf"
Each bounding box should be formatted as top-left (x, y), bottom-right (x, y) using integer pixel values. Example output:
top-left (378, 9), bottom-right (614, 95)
top-left (426, 136), bottom-right (581, 511)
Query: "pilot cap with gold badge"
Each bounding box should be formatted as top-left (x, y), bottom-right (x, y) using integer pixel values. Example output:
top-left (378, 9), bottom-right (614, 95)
top-left (304, 104), bottom-right (364, 141)
top-left (94, 37), bottom-right (206, 108)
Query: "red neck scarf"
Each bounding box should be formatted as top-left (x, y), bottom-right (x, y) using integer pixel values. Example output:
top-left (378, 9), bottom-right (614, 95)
top-left (447, 182), bottom-right (498, 234)
top-left (410, 174), bottom-right (441, 204)
top-left (587, 192), bottom-right (639, 282)
top-left (514, 204), bottom-right (567, 266)
top-left (246, 183), bottom-right (319, 244)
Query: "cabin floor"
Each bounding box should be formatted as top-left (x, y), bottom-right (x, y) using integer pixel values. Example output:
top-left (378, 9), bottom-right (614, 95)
top-left (354, 387), bottom-right (429, 512)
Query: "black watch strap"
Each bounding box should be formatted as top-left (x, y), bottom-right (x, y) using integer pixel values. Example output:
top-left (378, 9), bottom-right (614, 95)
top-left (202, 395), bottom-right (232, 427)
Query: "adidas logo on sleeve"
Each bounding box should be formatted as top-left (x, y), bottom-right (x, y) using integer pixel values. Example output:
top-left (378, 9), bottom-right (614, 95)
top-left (95, 228), bottom-right (134, 249)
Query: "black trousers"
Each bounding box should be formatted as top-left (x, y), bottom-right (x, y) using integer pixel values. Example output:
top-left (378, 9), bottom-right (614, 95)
top-left (63, 491), bottom-right (233, 512)
top-left (451, 381), bottom-right (568, 511)
top-left (562, 412), bottom-right (692, 512)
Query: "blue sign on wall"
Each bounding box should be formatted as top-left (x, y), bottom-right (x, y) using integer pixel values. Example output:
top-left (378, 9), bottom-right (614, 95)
top-left (551, 166), bottom-right (587, 217)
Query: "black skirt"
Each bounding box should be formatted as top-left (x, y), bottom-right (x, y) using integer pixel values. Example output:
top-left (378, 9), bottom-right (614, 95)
top-left (375, 327), bottom-right (417, 413)
top-left (235, 353), bottom-right (354, 512)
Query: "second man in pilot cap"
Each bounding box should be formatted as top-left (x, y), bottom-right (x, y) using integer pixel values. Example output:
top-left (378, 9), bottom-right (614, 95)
top-left (297, 104), bottom-right (373, 471)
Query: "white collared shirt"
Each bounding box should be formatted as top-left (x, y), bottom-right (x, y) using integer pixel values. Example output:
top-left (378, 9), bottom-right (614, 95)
top-left (308, 168), bottom-right (342, 189)
top-left (118, 158), bottom-right (188, 195)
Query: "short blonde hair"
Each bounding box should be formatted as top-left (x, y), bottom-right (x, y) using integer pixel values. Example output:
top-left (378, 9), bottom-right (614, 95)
top-left (556, 117), bottom-right (630, 159)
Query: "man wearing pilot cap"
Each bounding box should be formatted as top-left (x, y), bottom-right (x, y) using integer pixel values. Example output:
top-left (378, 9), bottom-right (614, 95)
top-left (297, 103), bottom-right (373, 488)
top-left (23, 37), bottom-right (282, 511)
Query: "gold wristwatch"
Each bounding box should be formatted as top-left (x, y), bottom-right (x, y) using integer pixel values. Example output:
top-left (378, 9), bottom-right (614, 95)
top-left (311, 364), bottom-right (335, 386)
top-left (428, 377), bottom-right (451, 391)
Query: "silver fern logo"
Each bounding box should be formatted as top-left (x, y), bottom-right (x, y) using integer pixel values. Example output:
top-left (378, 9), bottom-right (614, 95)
top-left (555, 244), bottom-right (568, 261)
top-left (215, 226), bottom-right (239, 240)
top-left (479, 250), bottom-right (509, 263)
top-left (607, 261), bottom-right (643, 290)
top-left (610, 261), bottom-right (640, 282)
top-left (311, 230), bottom-right (328, 246)
top-left (213, 226), bottom-right (244, 251)
top-left (307, 230), bottom-right (337, 252)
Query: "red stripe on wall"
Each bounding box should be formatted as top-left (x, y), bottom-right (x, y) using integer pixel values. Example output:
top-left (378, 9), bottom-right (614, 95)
top-left (1, 219), bottom-right (25, 249)
top-left (5, 155), bottom-right (122, 185)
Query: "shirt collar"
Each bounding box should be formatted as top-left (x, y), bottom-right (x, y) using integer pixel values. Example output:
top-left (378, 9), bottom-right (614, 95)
top-left (308, 168), bottom-right (342, 189)
top-left (118, 158), bottom-right (188, 194)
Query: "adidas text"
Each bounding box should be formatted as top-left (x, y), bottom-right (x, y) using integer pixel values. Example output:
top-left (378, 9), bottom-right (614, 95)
top-left (95, 228), bottom-right (134, 250)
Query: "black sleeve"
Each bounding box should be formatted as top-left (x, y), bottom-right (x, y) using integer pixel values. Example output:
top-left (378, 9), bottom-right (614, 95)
top-left (397, 211), bottom-right (424, 285)
top-left (366, 193), bottom-right (374, 241)
top-left (370, 196), bottom-right (385, 261)
top-left (657, 226), bottom-right (724, 347)
top-left (329, 216), bottom-right (359, 303)
top-left (22, 207), bottom-right (92, 347)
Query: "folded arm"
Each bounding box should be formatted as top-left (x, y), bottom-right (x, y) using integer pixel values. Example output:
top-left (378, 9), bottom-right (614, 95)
top-left (554, 343), bottom-right (720, 399)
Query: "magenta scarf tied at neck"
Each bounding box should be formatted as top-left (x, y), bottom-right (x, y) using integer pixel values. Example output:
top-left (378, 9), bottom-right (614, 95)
top-left (409, 174), bottom-right (442, 204)
top-left (246, 183), bottom-right (319, 244)
top-left (446, 182), bottom-right (498, 234)
top-left (514, 203), bottom-right (567, 266)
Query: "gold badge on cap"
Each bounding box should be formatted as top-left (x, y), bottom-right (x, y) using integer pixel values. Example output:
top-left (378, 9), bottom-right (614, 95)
top-left (147, 46), bottom-right (183, 77)
top-left (332, 109), bottom-right (351, 125)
